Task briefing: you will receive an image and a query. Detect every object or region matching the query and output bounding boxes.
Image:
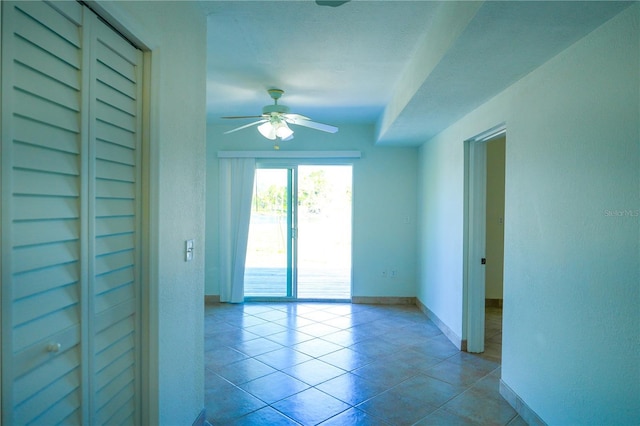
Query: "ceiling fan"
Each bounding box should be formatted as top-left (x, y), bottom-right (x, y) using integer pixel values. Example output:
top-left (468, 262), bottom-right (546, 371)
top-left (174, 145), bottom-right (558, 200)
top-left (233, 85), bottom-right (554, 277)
top-left (315, 0), bottom-right (350, 6)
top-left (222, 89), bottom-right (338, 148)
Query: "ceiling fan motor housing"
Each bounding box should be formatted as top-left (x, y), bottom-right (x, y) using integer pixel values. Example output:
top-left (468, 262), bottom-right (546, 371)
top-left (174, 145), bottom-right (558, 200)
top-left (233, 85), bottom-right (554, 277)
top-left (263, 104), bottom-right (290, 115)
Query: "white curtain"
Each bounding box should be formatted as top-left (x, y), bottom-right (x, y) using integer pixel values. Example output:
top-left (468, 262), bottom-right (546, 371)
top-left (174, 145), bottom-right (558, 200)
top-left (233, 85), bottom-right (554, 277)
top-left (219, 158), bottom-right (256, 303)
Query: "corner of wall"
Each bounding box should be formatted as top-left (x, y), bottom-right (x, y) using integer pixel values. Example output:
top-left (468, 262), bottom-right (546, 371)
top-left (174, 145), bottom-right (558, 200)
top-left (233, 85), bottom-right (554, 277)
top-left (416, 298), bottom-right (465, 350)
top-left (500, 381), bottom-right (547, 426)
top-left (192, 409), bottom-right (208, 426)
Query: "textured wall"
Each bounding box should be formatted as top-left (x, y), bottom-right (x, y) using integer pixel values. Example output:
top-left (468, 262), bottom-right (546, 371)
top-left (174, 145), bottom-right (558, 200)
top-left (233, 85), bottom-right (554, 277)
top-left (205, 124), bottom-right (419, 298)
top-left (417, 4), bottom-right (639, 424)
top-left (96, 2), bottom-right (207, 424)
top-left (417, 132), bottom-right (466, 339)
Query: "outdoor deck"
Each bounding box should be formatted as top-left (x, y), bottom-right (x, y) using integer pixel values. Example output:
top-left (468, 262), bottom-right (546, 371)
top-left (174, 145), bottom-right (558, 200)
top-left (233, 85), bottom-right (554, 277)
top-left (244, 267), bottom-right (351, 299)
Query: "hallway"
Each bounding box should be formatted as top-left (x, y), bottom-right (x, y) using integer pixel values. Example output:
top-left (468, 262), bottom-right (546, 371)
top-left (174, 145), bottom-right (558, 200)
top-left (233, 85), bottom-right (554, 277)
top-left (204, 302), bottom-right (521, 425)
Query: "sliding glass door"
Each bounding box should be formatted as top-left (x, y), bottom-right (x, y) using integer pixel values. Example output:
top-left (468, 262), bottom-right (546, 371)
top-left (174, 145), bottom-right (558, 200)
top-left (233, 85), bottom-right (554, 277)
top-left (244, 168), bottom-right (294, 297)
top-left (297, 166), bottom-right (352, 298)
top-left (244, 164), bottom-right (352, 299)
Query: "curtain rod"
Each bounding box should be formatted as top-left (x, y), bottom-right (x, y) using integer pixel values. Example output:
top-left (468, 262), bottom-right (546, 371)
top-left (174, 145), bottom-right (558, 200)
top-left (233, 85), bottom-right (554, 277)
top-left (218, 151), bottom-right (361, 159)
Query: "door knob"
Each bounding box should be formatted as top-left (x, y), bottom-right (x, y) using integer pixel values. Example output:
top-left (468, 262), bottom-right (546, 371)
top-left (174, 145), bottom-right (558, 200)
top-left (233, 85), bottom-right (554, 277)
top-left (47, 342), bottom-right (61, 353)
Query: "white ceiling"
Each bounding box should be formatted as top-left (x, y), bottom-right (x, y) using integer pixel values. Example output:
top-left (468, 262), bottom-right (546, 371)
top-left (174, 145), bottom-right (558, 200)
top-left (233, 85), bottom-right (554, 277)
top-left (203, 1), bottom-right (631, 146)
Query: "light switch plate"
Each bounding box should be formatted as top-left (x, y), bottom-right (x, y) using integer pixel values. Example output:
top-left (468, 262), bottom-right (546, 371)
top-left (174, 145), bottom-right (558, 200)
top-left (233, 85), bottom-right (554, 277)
top-left (185, 239), bottom-right (194, 262)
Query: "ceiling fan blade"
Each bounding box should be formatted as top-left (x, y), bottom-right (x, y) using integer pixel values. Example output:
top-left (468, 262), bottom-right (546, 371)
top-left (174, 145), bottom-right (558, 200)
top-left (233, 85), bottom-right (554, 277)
top-left (284, 113), bottom-right (311, 121)
top-left (285, 116), bottom-right (338, 133)
top-left (221, 115), bottom-right (265, 119)
top-left (223, 120), bottom-right (267, 134)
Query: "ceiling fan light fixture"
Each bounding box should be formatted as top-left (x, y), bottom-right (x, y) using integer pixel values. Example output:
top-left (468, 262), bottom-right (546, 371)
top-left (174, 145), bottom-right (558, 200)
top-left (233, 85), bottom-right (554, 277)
top-left (275, 122), bottom-right (293, 139)
top-left (257, 122), bottom-right (276, 140)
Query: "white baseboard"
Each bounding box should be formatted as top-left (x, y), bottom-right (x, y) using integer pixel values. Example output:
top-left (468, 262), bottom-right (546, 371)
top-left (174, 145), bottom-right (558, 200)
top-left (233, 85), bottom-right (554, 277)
top-left (500, 380), bottom-right (547, 426)
top-left (204, 295), bottom-right (220, 304)
top-left (416, 298), bottom-right (466, 350)
top-left (192, 408), bottom-right (207, 426)
top-left (351, 296), bottom-right (416, 305)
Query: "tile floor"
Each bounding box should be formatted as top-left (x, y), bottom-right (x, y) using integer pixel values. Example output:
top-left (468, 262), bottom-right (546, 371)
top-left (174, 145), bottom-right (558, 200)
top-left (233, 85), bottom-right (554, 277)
top-left (204, 302), bottom-right (524, 425)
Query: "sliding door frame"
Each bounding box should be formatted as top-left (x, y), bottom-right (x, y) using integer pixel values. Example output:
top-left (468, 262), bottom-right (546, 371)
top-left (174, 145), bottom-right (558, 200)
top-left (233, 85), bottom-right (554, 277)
top-left (248, 163), bottom-right (298, 299)
top-left (245, 159), bottom-right (354, 301)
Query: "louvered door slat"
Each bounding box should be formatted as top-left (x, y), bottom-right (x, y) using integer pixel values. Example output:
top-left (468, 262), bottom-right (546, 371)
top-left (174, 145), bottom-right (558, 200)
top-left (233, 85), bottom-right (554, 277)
top-left (14, 368), bottom-right (81, 425)
top-left (14, 170), bottom-right (79, 197)
top-left (13, 196), bottom-right (79, 221)
top-left (12, 240), bottom-right (79, 275)
top-left (95, 61), bottom-right (136, 99)
top-left (96, 178), bottom-right (136, 199)
top-left (95, 198), bottom-right (135, 217)
top-left (96, 139), bottom-right (135, 165)
top-left (14, 64), bottom-right (80, 111)
top-left (96, 101), bottom-right (136, 132)
top-left (96, 38), bottom-right (137, 81)
top-left (14, 36), bottom-right (80, 90)
top-left (12, 218), bottom-right (79, 248)
top-left (47, 1), bottom-right (83, 25)
top-left (14, 90), bottom-right (80, 133)
top-left (96, 234), bottom-right (134, 256)
top-left (96, 268), bottom-right (134, 294)
top-left (94, 317), bottom-right (135, 354)
top-left (95, 120), bottom-right (135, 148)
top-left (95, 367), bottom-right (135, 424)
top-left (29, 390), bottom-right (82, 426)
top-left (13, 262), bottom-right (79, 300)
top-left (95, 284), bottom-right (135, 314)
top-left (95, 216), bottom-right (134, 236)
top-left (94, 300), bottom-right (136, 334)
top-left (96, 354), bottom-right (134, 392)
top-left (14, 285), bottom-right (79, 325)
top-left (95, 161), bottom-right (135, 182)
top-left (96, 81), bottom-right (137, 115)
top-left (14, 139), bottom-right (80, 175)
top-left (94, 332), bottom-right (134, 372)
top-left (96, 384), bottom-right (135, 425)
top-left (12, 5), bottom-right (81, 69)
top-left (95, 251), bottom-right (134, 276)
top-left (13, 347), bottom-right (81, 405)
top-left (14, 116), bottom-right (80, 153)
top-left (15, 1), bottom-right (81, 48)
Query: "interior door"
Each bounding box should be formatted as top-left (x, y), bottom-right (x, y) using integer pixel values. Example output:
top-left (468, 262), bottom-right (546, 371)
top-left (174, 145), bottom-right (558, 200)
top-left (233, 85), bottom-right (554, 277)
top-left (88, 13), bottom-right (143, 425)
top-left (2, 2), bottom-right (86, 423)
top-left (1, 2), bottom-right (143, 423)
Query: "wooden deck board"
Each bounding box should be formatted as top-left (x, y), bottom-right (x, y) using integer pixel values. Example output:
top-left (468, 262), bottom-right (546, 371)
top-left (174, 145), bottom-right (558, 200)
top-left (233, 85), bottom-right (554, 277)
top-left (244, 267), bottom-right (350, 299)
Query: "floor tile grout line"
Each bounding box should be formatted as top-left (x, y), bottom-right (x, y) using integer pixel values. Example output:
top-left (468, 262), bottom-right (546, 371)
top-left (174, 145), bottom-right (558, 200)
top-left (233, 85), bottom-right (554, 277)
top-left (205, 302), bottom-right (509, 425)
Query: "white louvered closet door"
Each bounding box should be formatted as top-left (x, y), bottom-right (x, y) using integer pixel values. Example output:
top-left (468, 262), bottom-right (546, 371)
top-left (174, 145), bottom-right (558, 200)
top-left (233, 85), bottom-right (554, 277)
top-left (1, 1), bottom-right (143, 424)
top-left (88, 12), bottom-right (143, 426)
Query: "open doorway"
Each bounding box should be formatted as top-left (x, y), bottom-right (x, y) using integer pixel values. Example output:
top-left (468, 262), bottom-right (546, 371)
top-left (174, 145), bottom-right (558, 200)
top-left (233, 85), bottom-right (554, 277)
top-left (483, 136), bottom-right (505, 362)
top-left (243, 164), bottom-right (352, 300)
top-left (464, 125), bottom-right (505, 354)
